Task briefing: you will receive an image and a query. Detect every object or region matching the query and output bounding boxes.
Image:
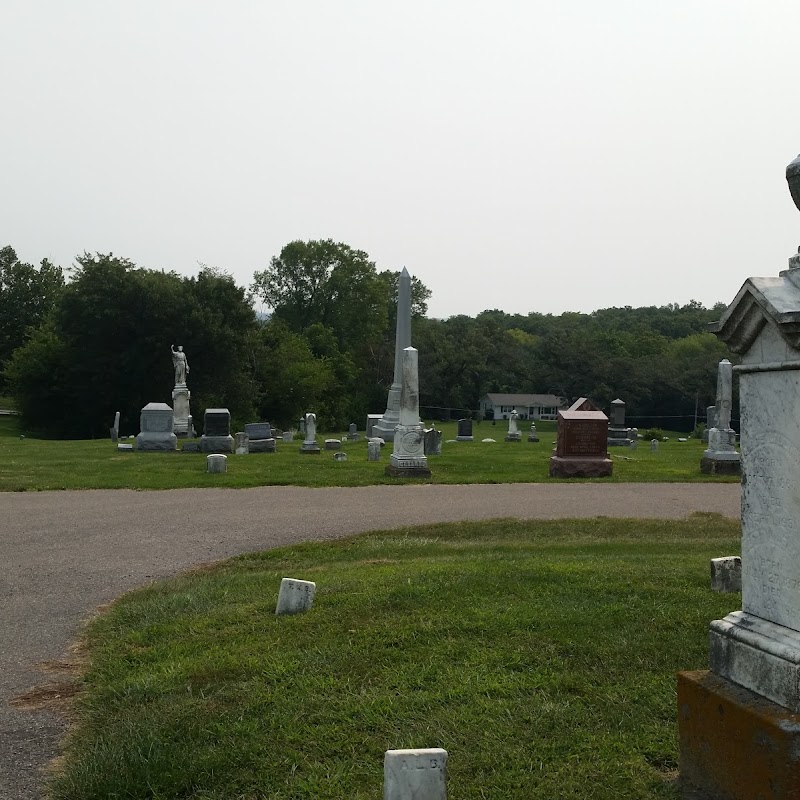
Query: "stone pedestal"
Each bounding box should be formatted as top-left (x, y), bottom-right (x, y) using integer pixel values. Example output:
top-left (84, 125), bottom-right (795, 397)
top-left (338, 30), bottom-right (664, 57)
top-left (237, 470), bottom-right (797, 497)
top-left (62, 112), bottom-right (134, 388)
top-left (701, 360), bottom-right (741, 475)
top-left (172, 384), bottom-right (193, 437)
top-left (135, 403), bottom-right (177, 451)
top-left (678, 670), bottom-right (800, 800)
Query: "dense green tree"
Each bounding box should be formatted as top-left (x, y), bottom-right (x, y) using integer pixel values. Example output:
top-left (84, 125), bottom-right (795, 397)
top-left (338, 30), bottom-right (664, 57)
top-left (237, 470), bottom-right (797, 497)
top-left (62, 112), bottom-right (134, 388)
top-left (7, 254), bottom-right (259, 437)
top-left (0, 246), bottom-right (64, 391)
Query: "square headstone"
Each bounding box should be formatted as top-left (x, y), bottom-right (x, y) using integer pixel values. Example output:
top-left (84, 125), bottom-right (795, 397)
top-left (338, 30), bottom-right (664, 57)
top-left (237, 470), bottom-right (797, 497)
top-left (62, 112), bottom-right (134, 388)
top-left (275, 578), bottom-right (316, 615)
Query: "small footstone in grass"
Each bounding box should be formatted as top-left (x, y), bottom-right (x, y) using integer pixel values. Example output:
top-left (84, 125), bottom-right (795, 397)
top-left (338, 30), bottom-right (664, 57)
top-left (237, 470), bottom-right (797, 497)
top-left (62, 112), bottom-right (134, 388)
top-left (710, 556), bottom-right (742, 593)
top-left (481, 438), bottom-right (496, 443)
top-left (117, 443), bottom-right (133, 451)
top-left (383, 748), bottom-right (448, 800)
top-left (275, 577), bottom-right (316, 615)
top-left (206, 454), bottom-right (227, 473)
top-left (333, 451), bottom-right (347, 461)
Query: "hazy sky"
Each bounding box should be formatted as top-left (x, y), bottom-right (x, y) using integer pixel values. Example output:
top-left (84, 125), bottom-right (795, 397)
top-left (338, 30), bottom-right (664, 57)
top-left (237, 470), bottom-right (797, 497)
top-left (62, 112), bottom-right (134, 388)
top-left (3, 1), bottom-right (800, 319)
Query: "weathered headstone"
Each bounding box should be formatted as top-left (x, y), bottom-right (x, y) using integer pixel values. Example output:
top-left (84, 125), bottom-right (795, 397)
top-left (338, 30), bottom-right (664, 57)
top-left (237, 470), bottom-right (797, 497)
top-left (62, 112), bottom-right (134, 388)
top-left (528, 422), bottom-right (539, 443)
top-left (366, 413), bottom-right (382, 439)
top-left (549, 398), bottom-right (612, 477)
top-left (282, 430), bottom-right (294, 442)
top-left (700, 359), bottom-right (741, 475)
top-left (710, 557), bottom-right (742, 593)
top-left (245, 422), bottom-right (276, 453)
top-left (333, 451), bottom-right (347, 461)
top-left (703, 406), bottom-right (717, 443)
top-left (456, 418), bottom-right (473, 442)
top-left (182, 441), bottom-right (199, 453)
top-left (206, 453), bottom-right (227, 473)
top-left (117, 442), bottom-right (133, 452)
top-left (375, 267), bottom-right (415, 441)
top-left (368, 440), bottom-right (381, 461)
top-left (200, 408), bottom-right (234, 453)
top-left (505, 409), bottom-right (521, 442)
top-left (383, 749), bottom-right (448, 800)
top-left (275, 577), bottom-right (316, 615)
top-left (650, 438), bottom-right (658, 452)
top-left (299, 412), bottom-right (321, 454)
top-left (135, 403), bottom-right (178, 451)
top-left (678, 155), bottom-right (800, 798)
top-left (234, 431), bottom-right (249, 454)
top-left (386, 347), bottom-right (431, 478)
top-left (347, 423), bottom-right (360, 441)
top-left (110, 410), bottom-right (120, 443)
top-left (424, 426), bottom-right (442, 455)
top-left (607, 398), bottom-right (631, 446)
top-left (324, 439), bottom-right (341, 450)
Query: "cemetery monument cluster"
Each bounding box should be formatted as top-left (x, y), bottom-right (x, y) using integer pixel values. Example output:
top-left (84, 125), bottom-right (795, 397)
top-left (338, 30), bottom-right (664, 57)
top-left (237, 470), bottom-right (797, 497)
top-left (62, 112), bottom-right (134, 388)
top-left (677, 154), bottom-right (800, 799)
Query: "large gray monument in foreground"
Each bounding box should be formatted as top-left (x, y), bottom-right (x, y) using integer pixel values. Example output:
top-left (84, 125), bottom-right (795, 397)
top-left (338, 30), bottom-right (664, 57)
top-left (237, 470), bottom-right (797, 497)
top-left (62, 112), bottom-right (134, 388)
top-left (374, 268), bottom-right (416, 442)
top-left (678, 154), bottom-right (800, 799)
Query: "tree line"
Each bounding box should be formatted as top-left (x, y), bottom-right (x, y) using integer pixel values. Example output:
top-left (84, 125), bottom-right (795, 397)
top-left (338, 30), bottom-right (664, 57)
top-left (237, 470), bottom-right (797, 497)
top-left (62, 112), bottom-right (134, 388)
top-left (0, 241), bottom-right (732, 438)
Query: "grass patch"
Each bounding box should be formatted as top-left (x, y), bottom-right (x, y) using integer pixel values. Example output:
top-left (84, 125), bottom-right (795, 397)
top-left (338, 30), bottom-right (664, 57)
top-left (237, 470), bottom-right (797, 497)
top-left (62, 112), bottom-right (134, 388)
top-left (51, 515), bottom-right (739, 799)
top-left (0, 418), bottom-right (736, 491)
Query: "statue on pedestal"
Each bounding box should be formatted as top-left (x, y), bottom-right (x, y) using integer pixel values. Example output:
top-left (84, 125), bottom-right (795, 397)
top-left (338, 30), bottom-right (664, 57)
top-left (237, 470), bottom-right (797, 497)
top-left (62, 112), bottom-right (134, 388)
top-left (171, 345), bottom-right (189, 386)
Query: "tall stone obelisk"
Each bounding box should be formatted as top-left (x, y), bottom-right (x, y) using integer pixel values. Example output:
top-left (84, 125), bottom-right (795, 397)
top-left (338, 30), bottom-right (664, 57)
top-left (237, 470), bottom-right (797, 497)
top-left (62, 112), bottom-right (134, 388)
top-left (385, 347), bottom-right (430, 478)
top-left (374, 267), bottom-right (415, 441)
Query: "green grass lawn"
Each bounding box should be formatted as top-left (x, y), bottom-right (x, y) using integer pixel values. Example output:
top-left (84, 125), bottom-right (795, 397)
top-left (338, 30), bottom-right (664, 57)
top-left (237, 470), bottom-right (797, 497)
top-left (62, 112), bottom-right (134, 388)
top-left (0, 416), bottom-right (736, 491)
top-left (50, 515), bottom-right (740, 799)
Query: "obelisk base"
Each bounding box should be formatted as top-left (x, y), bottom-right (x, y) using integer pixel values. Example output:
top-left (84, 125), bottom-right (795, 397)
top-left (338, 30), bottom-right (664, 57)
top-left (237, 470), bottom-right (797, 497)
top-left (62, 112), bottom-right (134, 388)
top-left (678, 670), bottom-right (800, 799)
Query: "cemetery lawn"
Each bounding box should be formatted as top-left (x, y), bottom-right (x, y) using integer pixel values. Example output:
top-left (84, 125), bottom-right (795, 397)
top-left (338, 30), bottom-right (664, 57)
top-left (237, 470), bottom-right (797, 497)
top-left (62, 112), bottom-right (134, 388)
top-left (0, 416), bottom-right (738, 491)
top-left (50, 514), bottom-right (739, 799)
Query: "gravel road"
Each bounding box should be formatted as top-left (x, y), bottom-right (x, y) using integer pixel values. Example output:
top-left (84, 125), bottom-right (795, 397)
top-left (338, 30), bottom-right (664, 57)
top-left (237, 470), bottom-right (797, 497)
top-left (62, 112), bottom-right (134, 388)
top-left (0, 482), bottom-right (741, 799)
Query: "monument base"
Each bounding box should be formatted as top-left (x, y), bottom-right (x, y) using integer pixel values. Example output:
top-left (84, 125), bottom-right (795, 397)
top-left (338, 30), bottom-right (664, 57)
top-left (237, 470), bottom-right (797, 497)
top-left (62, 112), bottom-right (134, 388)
top-left (456, 436), bottom-right (474, 442)
top-left (505, 433), bottom-right (521, 442)
top-left (678, 670), bottom-right (800, 800)
top-left (385, 464), bottom-right (432, 478)
top-left (608, 438), bottom-right (632, 447)
top-left (200, 435), bottom-right (234, 454)
top-left (700, 455), bottom-right (742, 475)
top-left (549, 456), bottom-right (612, 478)
top-left (249, 439), bottom-right (276, 453)
top-left (709, 611), bottom-right (800, 712)
top-left (135, 433), bottom-right (177, 451)
top-left (528, 435), bottom-right (540, 443)
top-left (299, 445), bottom-right (321, 455)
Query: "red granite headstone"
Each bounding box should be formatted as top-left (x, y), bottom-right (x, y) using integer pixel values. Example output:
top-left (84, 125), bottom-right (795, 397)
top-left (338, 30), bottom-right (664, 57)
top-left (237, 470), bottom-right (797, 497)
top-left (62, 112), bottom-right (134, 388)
top-left (549, 399), bottom-right (612, 477)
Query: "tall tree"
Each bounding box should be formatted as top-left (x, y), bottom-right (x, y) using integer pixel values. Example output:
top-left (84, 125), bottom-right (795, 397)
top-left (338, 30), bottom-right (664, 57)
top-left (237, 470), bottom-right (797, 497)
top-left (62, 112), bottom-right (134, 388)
top-left (0, 246), bottom-right (64, 391)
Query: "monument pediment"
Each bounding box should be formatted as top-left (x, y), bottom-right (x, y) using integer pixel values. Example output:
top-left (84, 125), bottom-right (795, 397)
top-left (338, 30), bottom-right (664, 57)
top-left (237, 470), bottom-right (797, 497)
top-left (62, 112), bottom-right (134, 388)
top-left (710, 272), bottom-right (800, 354)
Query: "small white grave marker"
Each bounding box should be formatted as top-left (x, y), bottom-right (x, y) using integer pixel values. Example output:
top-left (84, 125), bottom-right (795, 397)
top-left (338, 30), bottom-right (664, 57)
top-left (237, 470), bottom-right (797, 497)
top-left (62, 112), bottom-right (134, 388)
top-left (710, 556), bottom-right (742, 593)
top-left (275, 577), bottom-right (316, 615)
top-left (206, 454), bottom-right (227, 473)
top-left (383, 748), bottom-right (447, 800)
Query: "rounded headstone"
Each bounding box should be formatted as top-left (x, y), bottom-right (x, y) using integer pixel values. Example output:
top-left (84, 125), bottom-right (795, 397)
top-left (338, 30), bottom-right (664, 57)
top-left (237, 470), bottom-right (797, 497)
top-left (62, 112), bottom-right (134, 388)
top-left (206, 454), bottom-right (228, 473)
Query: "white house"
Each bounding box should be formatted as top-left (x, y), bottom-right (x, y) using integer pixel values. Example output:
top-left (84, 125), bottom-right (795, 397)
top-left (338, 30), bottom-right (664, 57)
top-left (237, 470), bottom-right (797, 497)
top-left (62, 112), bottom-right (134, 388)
top-left (479, 393), bottom-right (565, 421)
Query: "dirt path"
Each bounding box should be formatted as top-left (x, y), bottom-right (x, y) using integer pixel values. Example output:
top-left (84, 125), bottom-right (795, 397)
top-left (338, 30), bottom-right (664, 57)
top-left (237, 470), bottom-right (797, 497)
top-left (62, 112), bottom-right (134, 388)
top-left (0, 482), bottom-right (740, 799)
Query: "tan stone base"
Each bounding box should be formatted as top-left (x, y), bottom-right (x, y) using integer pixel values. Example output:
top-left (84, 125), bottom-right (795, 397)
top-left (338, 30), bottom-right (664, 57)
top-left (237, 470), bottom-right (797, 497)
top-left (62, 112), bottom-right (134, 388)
top-left (678, 670), bottom-right (800, 799)
top-left (548, 456), bottom-right (612, 478)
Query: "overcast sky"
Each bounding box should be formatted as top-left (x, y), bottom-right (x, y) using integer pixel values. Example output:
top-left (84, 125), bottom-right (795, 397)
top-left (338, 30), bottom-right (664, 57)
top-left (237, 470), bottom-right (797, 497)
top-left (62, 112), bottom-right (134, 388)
top-left (2, 1), bottom-right (800, 319)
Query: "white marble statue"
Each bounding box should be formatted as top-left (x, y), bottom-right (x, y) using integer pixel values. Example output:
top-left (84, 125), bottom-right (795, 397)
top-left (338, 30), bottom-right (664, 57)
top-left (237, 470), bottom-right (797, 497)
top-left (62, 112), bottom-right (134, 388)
top-left (171, 345), bottom-right (189, 386)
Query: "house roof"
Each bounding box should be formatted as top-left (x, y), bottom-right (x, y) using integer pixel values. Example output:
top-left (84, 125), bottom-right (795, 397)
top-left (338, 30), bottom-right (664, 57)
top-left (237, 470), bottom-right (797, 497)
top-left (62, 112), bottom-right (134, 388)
top-left (482, 393), bottom-right (564, 407)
